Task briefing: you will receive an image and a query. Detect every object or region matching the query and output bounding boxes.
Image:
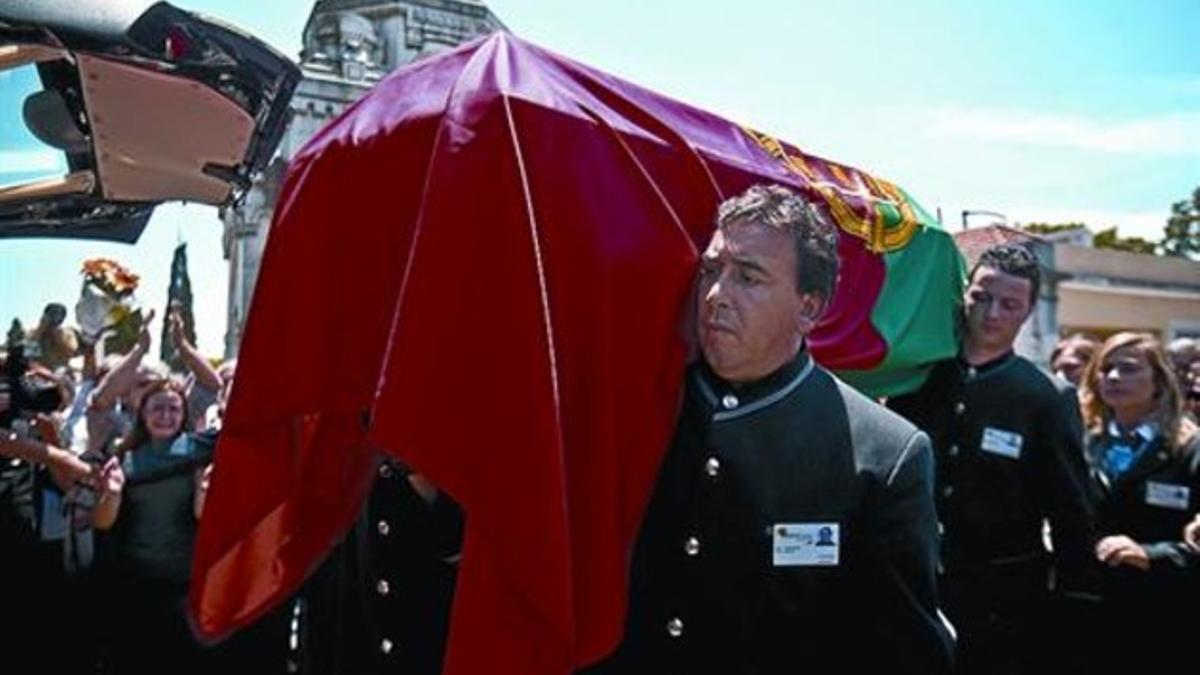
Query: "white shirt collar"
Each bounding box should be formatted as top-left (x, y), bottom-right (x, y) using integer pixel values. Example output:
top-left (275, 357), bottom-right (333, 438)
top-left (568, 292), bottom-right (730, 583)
top-left (1106, 419), bottom-right (1157, 442)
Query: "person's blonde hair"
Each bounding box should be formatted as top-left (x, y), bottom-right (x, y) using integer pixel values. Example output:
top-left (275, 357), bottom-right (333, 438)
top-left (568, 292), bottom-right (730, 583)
top-left (1080, 332), bottom-right (1197, 452)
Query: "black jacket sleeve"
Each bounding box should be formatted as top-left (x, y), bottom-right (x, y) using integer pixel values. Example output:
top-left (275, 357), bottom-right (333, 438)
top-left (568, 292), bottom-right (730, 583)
top-left (1035, 387), bottom-right (1097, 592)
top-left (863, 430), bottom-right (955, 675)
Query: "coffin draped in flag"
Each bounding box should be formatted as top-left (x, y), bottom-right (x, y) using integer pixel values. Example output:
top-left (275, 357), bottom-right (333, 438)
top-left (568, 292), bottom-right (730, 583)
top-left (190, 32), bottom-right (964, 674)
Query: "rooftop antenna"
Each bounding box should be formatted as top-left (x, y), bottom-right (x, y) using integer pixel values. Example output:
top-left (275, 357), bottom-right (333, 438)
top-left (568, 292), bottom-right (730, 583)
top-left (961, 209), bottom-right (1008, 231)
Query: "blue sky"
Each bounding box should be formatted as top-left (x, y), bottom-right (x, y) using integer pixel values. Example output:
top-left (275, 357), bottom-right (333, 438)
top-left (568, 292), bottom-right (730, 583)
top-left (2, 0), bottom-right (1198, 357)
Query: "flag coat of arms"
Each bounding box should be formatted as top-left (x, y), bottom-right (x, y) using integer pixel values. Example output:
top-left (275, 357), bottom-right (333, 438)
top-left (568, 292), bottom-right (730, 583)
top-left (191, 32), bottom-right (964, 675)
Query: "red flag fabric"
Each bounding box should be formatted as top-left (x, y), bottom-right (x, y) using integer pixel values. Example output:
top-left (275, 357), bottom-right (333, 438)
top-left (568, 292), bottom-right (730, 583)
top-left (190, 32), bottom-right (961, 674)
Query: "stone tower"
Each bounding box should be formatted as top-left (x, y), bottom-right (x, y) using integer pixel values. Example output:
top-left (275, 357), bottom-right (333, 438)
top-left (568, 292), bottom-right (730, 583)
top-left (221, 1), bottom-right (504, 356)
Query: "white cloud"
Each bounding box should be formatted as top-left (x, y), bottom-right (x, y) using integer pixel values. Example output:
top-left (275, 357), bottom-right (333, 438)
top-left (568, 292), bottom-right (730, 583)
top-left (925, 107), bottom-right (1200, 155)
top-left (0, 149), bottom-right (65, 174)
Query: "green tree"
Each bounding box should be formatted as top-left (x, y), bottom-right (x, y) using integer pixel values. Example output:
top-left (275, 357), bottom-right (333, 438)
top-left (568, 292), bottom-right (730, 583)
top-left (1093, 227), bottom-right (1157, 255)
top-left (1021, 222), bottom-right (1087, 235)
top-left (1162, 186), bottom-right (1200, 258)
top-left (1020, 221), bottom-right (1166, 255)
top-left (159, 243), bottom-right (196, 372)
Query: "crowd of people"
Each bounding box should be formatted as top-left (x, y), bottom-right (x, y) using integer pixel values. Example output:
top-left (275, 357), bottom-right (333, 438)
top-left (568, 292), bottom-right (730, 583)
top-left (3, 186), bottom-right (1199, 675)
top-left (0, 301), bottom-right (249, 672)
top-left (1, 294), bottom-right (463, 674)
top-left (891, 248), bottom-right (1200, 674)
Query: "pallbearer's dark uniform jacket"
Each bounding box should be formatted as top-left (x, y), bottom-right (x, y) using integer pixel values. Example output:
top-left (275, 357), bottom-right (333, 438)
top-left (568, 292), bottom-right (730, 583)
top-left (599, 349), bottom-right (954, 675)
top-left (302, 455), bottom-right (464, 675)
top-left (888, 354), bottom-right (1096, 584)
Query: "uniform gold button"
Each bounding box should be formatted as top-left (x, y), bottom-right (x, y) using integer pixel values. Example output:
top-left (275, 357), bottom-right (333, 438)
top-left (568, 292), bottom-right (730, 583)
top-left (377, 520), bottom-right (390, 536)
top-left (684, 536), bottom-right (700, 556)
top-left (666, 617), bottom-right (684, 637)
top-left (704, 457), bottom-right (720, 477)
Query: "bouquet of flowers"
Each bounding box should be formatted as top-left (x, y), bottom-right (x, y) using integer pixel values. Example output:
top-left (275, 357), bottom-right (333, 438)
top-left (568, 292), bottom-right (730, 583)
top-left (75, 258), bottom-right (143, 352)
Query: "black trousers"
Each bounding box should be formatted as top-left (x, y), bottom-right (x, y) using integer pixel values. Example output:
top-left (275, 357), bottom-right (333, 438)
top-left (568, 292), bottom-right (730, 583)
top-left (101, 574), bottom-right (208, 675)
top-left (941, 558), bottom-right (1052, 675)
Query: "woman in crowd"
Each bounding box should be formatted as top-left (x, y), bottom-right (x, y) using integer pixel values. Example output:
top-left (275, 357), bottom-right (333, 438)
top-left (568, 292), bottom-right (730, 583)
top-left (1051, 332), bottom-right (1099, 387)
top-left (1080, 332), bottom-right (1199, 672)
top-left (93, 378), bottom-right (215, 674)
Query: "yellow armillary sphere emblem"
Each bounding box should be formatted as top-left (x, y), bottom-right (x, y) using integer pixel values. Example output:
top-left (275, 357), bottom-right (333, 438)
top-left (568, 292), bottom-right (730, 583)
top-left (742, 127), bottom-right (921, 253)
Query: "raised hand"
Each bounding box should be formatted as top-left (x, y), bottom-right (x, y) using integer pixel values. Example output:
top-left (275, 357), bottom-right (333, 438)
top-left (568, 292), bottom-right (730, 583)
top-left (136, 308), bottom-right (156, 353)
top-left (98, 456), bottom-right (126, 498)
top-left (168, 308), bottom-right (188, 351)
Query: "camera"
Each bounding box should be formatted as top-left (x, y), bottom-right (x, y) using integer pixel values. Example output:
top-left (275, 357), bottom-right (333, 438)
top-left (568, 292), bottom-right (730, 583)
top-left (1, 321), bottom-right (64, 430)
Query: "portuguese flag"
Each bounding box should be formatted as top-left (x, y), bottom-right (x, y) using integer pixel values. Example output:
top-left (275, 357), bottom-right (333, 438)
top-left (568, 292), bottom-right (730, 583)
top-left (191, 33), bottom-right (964, 675)
top-left (739, 128), bottom-right (965, 396)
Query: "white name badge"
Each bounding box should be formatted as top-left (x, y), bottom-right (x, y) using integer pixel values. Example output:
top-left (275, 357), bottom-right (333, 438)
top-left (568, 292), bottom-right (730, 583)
top-left (773, 523), bottom-right (839, 567)
top-left (980, 427), bottom-right (1023, 460)
top-left (1145, 482), bottom-right (1191, 511)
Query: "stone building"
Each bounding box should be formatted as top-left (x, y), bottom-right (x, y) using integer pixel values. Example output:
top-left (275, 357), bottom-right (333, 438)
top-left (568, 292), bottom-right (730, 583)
top-left (221, 0), bottom-right (503, 356)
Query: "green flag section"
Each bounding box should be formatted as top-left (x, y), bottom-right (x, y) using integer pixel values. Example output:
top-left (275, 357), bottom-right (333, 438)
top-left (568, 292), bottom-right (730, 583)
top-left (840, 230), bottom-right (965, 394)
top-left (839, 189), bottom-right (965, 396)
